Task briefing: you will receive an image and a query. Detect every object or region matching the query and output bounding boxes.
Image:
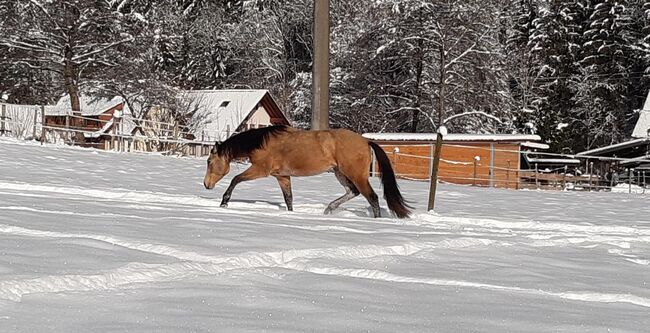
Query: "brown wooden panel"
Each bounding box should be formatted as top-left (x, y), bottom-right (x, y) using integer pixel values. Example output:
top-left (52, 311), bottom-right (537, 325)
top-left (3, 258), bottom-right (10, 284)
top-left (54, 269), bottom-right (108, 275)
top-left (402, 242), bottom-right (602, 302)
top-left (373, 142), bottom-right (522, 188)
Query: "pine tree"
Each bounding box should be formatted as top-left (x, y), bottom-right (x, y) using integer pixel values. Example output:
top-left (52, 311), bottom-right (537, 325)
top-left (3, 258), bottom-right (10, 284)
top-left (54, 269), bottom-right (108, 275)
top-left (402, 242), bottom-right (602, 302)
top-left (527, 0), bottom-right (588, 152)
top-left (575, 0), bottom-right (637, 148)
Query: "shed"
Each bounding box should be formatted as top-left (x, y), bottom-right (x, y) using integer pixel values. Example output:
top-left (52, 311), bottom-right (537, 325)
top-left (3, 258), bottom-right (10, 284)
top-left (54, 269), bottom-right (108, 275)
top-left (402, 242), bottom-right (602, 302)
top-left (363, 133), bottom-right (542, 189)
top-left (574, 90), bottom-right (650, 187)
top-left (44, 95), bottom-right (126, 147)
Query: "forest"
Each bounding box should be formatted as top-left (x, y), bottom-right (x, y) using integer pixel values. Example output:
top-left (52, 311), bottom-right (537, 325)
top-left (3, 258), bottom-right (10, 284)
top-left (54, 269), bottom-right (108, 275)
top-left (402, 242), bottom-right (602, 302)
top-left (1, 0), bottom-right (649, 153)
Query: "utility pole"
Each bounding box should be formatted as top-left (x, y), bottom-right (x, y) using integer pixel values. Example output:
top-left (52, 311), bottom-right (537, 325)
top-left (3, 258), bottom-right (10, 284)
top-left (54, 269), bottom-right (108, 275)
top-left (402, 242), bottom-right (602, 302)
top-left (311, 0), bottom-right (329, 130)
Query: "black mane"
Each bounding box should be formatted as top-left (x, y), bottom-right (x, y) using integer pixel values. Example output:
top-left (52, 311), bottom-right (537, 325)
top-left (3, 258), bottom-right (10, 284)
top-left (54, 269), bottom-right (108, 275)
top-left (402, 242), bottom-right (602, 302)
top-left (217, 125), bottom-right (288, 159)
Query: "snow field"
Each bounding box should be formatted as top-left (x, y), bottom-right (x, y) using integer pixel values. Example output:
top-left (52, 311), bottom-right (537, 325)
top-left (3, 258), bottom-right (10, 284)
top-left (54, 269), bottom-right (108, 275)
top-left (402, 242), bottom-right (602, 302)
top-left (0, 137), bottom-right (649, 332)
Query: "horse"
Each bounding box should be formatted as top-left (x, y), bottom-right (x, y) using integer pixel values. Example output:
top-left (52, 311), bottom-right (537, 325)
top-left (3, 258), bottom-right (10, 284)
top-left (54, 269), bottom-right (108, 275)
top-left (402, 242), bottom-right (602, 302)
top-left (203, 125), bottom-right (411, 218)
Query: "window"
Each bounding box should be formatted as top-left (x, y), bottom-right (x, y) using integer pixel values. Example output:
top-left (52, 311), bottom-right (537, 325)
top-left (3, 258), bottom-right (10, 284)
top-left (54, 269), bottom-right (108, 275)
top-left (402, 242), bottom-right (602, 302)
top-left (219, 101), bottom-right (230, 108)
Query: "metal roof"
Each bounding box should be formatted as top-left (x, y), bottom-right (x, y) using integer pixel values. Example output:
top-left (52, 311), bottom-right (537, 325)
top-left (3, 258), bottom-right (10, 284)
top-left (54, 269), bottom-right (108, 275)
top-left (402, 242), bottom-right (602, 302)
top-left (576, 137), bottom-right (650, 157)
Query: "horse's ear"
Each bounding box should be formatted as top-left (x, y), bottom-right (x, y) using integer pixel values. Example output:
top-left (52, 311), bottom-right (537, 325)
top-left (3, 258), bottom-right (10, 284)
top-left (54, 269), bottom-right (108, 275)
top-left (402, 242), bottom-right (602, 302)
top-left (211, 142), bottom-right (219, 154)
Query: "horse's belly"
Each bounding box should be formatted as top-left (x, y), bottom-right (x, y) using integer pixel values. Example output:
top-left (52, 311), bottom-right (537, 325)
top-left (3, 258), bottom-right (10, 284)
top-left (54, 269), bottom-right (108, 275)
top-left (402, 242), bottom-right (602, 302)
top-left (272, 158), bottom-right (334, 177)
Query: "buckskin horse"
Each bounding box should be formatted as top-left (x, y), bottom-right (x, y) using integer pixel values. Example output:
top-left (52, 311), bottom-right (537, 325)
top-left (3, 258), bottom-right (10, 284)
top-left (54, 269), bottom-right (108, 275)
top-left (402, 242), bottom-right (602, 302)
top-left (203, 126), bottom-right (411, 218)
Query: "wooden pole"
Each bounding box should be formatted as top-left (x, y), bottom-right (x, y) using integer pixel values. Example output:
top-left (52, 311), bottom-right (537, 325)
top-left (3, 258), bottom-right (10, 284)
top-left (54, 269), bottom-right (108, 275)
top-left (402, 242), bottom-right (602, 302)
top-left (371, 149), bottom-right (376, 177)
top-left (0, 104), bottom-right (6, 136)
top-left (473, 158), bottom-right (477, 186)
top-left (589, 161), bottom-right (593, 192)
top-left (629, 168), bottom-right (633, 194)
top-left (427, 132), bottom-right (444, 211)
top-left (562, 165), bottom-right (567, 190)
top-left (40, 106), bottom-right (46, 145)
top-left (311, 0), bottom-right (330, 130)
top-left (112, 120), bottom-right (117, 151)
top-left (535, 163), bottom-right (539, 189)
top-left (119, 118), bottom-right (125, 152)
top-left (489, 143), bottom-right (495, 187)
top-left (65, 113), bottom-right (70, 144)
top-left (32, 108), bottom-right (38, 139)
top-left (506, 160), bottom-right (511, 189)
top-left (393, 147), bottom-right (399, 171)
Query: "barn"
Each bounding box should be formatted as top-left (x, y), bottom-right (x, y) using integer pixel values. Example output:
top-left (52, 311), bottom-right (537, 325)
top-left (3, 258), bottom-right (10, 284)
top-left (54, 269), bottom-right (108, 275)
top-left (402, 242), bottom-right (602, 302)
top-left (363, 133), bottom-right (542, 189)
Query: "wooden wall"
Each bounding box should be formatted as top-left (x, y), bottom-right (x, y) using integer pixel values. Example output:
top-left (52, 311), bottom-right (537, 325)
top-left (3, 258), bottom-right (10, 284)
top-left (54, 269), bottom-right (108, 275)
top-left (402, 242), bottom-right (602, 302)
top-left (374, 141), bottom-right (521, 189)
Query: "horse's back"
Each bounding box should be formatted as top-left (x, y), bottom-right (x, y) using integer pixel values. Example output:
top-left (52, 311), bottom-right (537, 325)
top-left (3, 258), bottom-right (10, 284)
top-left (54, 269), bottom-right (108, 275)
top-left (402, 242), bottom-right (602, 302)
top-left (258, 128), bottom-right (370, 177)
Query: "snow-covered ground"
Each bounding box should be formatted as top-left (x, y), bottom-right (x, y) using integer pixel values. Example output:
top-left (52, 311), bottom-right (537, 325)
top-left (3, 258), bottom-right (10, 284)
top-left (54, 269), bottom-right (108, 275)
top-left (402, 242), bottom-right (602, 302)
top-left (0, 138), bottom-right (648, 332)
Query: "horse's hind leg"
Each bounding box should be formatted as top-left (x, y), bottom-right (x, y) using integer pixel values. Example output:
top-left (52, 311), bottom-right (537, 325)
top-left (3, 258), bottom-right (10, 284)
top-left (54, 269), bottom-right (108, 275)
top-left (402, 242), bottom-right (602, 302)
top-left (324, 169), bottom-right (359, 215)
top-left (350, 178), bottom-right (381, 218)
top-left (275, 176), bottom-right (293, 211)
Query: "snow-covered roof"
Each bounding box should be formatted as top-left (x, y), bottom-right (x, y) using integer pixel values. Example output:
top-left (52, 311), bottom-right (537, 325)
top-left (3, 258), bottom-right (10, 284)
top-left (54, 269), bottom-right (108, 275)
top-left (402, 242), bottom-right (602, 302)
top-left (46, 94), bottom-right (124, 116)
top-left (524, 156), bottom-right (581, 165)
top-left (576, 137), bottom-right (650, 157)
top-left (521, 141), bottom-right (550, 150)
top-left (182, 89), bottom-right (272, 142)
top-left (362, 133), bottom-right (541, 142)
top-left (632, 90), bottom-right (650, 138)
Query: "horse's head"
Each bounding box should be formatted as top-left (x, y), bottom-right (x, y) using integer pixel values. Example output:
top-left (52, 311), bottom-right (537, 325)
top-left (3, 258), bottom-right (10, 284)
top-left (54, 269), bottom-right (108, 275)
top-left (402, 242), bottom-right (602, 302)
top-left (203, 142), bottom-right (230, 189)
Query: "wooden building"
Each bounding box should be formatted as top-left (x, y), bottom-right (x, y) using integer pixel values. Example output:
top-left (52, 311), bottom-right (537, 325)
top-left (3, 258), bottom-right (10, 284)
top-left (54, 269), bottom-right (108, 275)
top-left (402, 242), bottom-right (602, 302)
top-left (44, 95), bottom-right (125, 147)
top-left (363, 133), bottom-right (542, 189)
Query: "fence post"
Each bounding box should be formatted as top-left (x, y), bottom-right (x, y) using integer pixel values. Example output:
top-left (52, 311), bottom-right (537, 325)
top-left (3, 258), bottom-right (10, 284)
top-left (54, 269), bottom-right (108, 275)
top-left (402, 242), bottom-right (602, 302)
top-left (40, 106), bottom-right (46, 145)
top-left (119, 117), bottom-right (125, 152)
top-left (371, 148), bottom-right (376, 177)
top-left (535, 163), bottom-right (539, 189)
top-left (588, 161), bottom-right (593, 192)
top-left (31, 108), bottom-right (38, 139)
top-left (629, 168), bottom-right (633, 194)
top-left (506, 160), bottom-right (511, 189)
top-left (473, 156), bottom-right (478, 186)
top-left (65, 113), bottom-right (70, 144)
top-left (489, 143), bottom-right (495, 187)
top-left (112, 120), bottom-right (117, 151)
top-left (562, 165), bottom-right (567, 190)
top-left (427, 131), bottom-right (444, 211)
top-left (0, 104), bottom-right (6, 136)
top-left (392, 147), bottom-right (399, 171)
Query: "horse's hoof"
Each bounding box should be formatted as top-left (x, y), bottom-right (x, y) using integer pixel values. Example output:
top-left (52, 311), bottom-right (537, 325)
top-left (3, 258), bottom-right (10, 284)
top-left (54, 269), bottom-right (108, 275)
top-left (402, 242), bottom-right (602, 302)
top-left (220, 203), bottom-right (228, 208)
top-left (323, 209), bottom-right (332, 215)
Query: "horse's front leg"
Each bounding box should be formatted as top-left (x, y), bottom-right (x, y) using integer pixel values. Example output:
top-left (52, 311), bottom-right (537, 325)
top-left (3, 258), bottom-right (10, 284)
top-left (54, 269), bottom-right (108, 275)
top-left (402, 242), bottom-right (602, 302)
top-left (274, 176), bottom-right (293, 211)
top-left (220, 166), bottom-right (267, 208)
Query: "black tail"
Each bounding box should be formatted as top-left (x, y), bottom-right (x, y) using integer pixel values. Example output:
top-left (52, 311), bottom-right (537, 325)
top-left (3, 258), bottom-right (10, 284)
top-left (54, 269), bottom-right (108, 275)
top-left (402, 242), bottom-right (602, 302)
top-left (368, 141), bottom-right (412, 218)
